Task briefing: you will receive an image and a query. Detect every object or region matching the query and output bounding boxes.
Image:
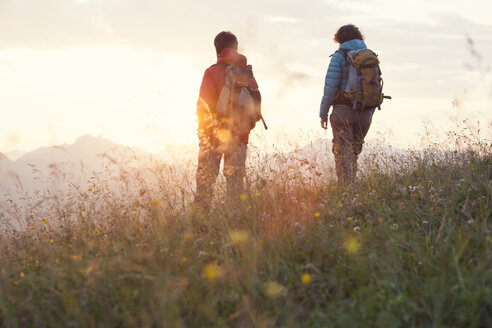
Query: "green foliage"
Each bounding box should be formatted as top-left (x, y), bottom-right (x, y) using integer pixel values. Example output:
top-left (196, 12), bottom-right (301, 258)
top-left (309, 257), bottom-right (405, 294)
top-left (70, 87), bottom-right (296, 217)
top-left (0, 149), bottom-right (490, 327)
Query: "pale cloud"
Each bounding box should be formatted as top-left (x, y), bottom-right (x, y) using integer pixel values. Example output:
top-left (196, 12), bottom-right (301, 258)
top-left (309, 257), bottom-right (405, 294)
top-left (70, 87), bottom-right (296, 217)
top-left (0, 0), bottom-right (329, 51)
top-left (0, 0), bottom-right (491, 153)
top-left (267, 16), bottom-right (301, 24)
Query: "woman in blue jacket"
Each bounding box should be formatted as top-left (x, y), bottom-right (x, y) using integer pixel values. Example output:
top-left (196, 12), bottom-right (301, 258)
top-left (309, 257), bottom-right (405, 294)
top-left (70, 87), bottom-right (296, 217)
top-left (320, 24), bottom-right (374, 184)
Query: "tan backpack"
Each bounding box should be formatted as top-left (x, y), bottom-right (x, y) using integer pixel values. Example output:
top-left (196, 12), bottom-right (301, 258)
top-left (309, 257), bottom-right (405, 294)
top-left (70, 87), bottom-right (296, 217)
top-left (337, 49), bottom-right (390, 110)
top-left (216, 65), bottom-right (267, 133)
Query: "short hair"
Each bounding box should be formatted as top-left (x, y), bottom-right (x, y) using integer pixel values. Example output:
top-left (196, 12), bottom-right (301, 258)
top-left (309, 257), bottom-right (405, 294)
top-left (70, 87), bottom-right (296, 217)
top-left (334, 24), bottom-right (364, 44)
top-left (214, 31), bottom-right (238, 55)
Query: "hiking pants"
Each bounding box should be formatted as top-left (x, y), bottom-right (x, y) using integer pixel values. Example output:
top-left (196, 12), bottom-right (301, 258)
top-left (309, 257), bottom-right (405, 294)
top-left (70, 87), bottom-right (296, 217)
top-left (195, 139), bottom-right (247, 206)
top-left (330, 105), bottom-right (374, 184)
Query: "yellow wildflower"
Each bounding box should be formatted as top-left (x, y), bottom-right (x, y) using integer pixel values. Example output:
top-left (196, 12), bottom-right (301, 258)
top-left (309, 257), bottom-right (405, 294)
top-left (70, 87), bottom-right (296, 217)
top-left (151, 199), bottom-right (160, 207)
top-left (88, 188), bottom-right (93, 192)
top-left (49, 239), bottom-right (54, 244)
top-left (203, 264), bottom-right (221, 282)
top-left (338, 203), bottom-right (343, 208)
top-left (94, 230), bottom-right (100, 236)
top-left (240, 194), bottom-right (246, 201)
top-left (42, 220), bottom-right (47, 225)
top-left (314, 212), bottom-right (321, 218)
top-left (347, 217), bottom-right (353, 222)
top-left (255, 192), bottom-right (261, 197)
top-left (301, 273), bottom-right (312, 285)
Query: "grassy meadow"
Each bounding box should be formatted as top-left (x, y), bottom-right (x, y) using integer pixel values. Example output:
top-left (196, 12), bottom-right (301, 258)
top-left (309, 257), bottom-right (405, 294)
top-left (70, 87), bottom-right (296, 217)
top-left (0, 131), bottom-right (491, 327)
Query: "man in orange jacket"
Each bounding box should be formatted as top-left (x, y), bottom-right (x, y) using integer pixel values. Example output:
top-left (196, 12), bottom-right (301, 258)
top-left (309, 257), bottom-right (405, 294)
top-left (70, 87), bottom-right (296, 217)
top-left (195, 31), bottom-right (259, 208)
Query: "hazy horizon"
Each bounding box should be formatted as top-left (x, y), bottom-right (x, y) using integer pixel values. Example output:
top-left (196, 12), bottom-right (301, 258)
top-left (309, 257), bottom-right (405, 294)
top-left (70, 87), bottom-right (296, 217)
top-left (2, 0), bottom-right (492, 155)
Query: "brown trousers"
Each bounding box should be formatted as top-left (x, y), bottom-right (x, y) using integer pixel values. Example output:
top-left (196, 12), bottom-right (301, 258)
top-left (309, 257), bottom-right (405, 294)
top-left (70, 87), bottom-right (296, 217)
top-left (330, 105), bottom-right (374, 184)
top-left (195, 138), bottom-right (247, 207)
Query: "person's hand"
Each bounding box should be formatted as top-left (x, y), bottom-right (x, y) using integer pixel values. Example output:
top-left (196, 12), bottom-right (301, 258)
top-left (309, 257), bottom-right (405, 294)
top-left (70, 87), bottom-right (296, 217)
top-left (320, 117), bottom-right (328, 130)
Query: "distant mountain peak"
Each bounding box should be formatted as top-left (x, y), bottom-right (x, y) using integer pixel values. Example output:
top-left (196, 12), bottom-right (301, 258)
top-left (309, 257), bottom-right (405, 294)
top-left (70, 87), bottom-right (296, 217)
top-left (74, 134), bottom-right (115, 147)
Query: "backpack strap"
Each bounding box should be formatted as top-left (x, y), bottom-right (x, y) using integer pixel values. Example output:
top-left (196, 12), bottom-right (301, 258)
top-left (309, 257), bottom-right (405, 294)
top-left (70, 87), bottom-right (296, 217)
top-left (367, 65), bottom-right (379, 108)
top-left (337, 49), bottom-right (360, 109)
top-left (335, 49), bottom-right (349, 60)
top-left (358, 70), bottom-right (365, 109)
top-left (353, 70), bottom-right (360, 110)
top-left (378, 79), bottom-right (384, 110)
top-left (331, 49), bottom-right (353, 108)
top-left (330, 48), bottom-right (348, 58)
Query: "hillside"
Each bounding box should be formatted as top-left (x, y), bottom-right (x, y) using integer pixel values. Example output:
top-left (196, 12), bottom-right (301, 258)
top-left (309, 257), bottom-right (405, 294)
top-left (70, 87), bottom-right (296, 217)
top-left (0, 141), bottom-right (490, 327)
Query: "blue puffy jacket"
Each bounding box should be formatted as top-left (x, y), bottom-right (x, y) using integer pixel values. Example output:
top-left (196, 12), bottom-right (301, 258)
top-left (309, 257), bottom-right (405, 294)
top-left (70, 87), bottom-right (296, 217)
top-left (319, 39), bottom-right (367, 119)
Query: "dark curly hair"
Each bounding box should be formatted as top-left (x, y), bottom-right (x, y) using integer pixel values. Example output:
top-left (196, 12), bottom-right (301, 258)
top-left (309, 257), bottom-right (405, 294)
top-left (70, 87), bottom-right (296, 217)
top-left (334, 24), bottom-right (364, 44)
top-left (214, 31), bottom-right (238, 56)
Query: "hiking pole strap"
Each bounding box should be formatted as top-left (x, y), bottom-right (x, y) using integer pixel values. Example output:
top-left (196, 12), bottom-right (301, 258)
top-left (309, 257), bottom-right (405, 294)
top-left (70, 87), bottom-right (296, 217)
top-left (353, 79), bottom-right (359, 110)
top-left (261, 115), bottom-right (268, 130)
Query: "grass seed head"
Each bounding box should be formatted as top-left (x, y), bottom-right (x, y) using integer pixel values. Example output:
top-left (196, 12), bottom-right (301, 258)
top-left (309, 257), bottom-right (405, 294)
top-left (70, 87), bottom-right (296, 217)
top-left (229, 230), bottom-right (249, 245)
top-left (344, 236), bottom-right (360, 254)
top-left (265, 281), bottom-right (285, 299)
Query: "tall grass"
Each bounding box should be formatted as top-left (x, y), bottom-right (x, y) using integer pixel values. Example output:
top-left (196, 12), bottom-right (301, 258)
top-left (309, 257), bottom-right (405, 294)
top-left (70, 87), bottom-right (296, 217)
top-left (0, 126), bottom-right (491, 327)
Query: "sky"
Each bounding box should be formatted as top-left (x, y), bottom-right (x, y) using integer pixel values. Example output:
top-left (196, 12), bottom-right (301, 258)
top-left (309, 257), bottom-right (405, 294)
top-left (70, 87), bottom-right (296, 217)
top-left (1, 0), bottom-right (491, 157)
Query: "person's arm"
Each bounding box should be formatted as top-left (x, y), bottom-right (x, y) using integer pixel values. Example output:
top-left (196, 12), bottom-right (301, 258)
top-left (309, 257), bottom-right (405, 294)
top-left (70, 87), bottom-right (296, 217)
top-left (196, 68), bottom-right (218, 140)
top-left (319, 53), bottom-right (343, 128)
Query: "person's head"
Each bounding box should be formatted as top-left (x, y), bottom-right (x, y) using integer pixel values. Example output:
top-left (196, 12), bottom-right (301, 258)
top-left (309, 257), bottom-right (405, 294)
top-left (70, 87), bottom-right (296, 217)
top-left (333, 24), bottom-right (364, 45)
top-left (214, 31), bottom-right (238, 56)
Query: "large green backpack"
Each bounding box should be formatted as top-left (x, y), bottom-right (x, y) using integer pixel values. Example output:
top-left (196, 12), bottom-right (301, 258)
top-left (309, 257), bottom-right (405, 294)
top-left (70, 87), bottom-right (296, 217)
top-left (337, 48), bottom-right (390, 110)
